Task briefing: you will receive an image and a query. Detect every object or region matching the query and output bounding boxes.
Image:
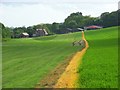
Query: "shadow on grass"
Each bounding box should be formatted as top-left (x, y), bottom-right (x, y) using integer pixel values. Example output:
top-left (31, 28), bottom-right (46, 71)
top-left (88, 38), bottom-right (118, 48)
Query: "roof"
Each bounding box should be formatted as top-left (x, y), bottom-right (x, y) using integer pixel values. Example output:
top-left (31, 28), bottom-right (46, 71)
top-left (86, 25), bottom-right (102, 29)
top-left (77, 28), bottom-right (84, 30)
top-left (36, 29), bottom-right (43, 31)
top-left (43, 29), bottom-right (48, 35)
top-left (36, 29), bottom-right (48, 35)
top-left (22, 33), bottom-right (29, 36)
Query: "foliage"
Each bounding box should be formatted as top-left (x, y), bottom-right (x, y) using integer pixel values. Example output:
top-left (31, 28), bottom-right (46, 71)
top-left (1, 9), bottom-right (119, 38)
top-left (63, 10), bottom-right (119, 29)
top-left (100, 11), bottom-right (118, 27)
top-left (64, 12), bottom-right (83, 28)
top-left (0, 22), bottom-right (11, 40)
top-left (26, 26), bottom-right (35, 37)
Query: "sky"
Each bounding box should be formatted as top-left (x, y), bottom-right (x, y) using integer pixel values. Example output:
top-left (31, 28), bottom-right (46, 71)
top-left (0, 0), bottom-right (119, 27)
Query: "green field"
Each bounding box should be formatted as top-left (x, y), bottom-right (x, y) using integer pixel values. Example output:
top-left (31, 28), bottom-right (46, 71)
top-left (2, 26), bottom-right (118, 88)
top-left (2, 32), bottom-right (82, 88)
top-left (77, 27), bottom-right (118, 88)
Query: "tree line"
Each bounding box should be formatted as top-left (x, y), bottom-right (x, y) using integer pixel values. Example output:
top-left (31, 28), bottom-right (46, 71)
top-left (1, 9), bottom-right (120, 40)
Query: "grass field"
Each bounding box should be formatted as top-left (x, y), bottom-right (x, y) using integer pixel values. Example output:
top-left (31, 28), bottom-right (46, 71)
top-left (2, 32), bottom-right (82, 88)
top-left (77, 26), bottom-right (118, 88)
top-left (2, 26), bottom-right (118, 88)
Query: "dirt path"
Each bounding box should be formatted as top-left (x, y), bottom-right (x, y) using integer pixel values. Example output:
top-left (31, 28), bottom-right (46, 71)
top-left (35, 54), bottom-right (76, 88)
top-left (54, 31), bottom-right (89, 88)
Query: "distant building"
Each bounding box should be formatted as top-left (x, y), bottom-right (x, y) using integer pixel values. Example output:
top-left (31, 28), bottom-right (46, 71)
top-left (32, 34), bottom-right (36, 37)
top-left (33, 29), bottom-right (48, 37)
top-left (20, 32), bottom-right (29, 38)
top-left (76, 28), bottom-right (84, 31)
top-left (68, 28), bottom-right (84, 33)
top-left (84, 25), bottom-right (102, 30)
top-left (55, 27), bottom-right (83, 34)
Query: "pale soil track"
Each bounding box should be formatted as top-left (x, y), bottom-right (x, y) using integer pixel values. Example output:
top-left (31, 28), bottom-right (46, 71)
top-left (54, 31), bottom-right (89, 88)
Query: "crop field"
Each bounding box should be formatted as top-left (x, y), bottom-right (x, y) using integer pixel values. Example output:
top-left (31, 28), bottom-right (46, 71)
top-left (2, 32), bottom-right (83, 88)
top-left (77, 27), bottom-right (118, 88)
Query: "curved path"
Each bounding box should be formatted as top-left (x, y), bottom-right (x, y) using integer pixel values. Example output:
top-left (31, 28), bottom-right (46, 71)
top-left (54, 31), bottom-right (89, 88)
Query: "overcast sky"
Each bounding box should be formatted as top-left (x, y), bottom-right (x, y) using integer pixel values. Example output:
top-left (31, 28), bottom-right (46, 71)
top-left (0, 0), bottom-right (119, 27)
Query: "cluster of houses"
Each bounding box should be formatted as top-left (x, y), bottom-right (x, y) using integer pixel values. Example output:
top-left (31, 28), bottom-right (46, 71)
top-left (60, 25), bottom-right (102, 34)
top-left (20, 25), bottom-right (102, 38)
top-left (20, 29), bottom-right (48, 38)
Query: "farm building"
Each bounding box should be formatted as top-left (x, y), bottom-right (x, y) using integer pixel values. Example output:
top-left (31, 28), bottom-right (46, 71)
top-left (69, 28), bottom-right (84, 32)
top-left (33, 29), bottom-right (48, 37)
top-left (84, 25), bottom-right (102, 30)
top-left (20, 32), bottom-right (29, 38)
top-left (76, 28), bottom-right (84, 31)
top-left (65, 28), bottom-right (84, 33)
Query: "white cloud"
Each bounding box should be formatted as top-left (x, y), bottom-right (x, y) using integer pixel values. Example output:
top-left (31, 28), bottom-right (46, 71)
top-left (0, 0), bottom-right (118, 27)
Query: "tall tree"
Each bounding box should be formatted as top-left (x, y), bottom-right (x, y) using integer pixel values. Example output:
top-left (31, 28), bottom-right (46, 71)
top-left (1, 23), bottom-right (11, 39)
top-left (26, 26), bottom-right (35, 37)
top-left (51, 22), bottom-right (60, 33)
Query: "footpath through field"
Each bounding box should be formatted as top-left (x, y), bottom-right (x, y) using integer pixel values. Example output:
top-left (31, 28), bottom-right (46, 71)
top-left (54, 31), bottom-right (89, 88)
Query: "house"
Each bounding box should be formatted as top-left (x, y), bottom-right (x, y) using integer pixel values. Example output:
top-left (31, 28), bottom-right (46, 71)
top-left (68, 28), bottom-right (84, 33)
top-left (84, 25), bottom-right (102, 30)
top-left (76, 28), bottom-right (84, 31)
top-left (33, 29), bottom-right (48, 37)
top-left (66, 28), bottom-right (83, 33)
top-left (20, 32), bottom-right (29, 38)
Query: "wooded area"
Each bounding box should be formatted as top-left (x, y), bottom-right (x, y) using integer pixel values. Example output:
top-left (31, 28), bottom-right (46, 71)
top-left (0, 9), bottom-right (120, 40)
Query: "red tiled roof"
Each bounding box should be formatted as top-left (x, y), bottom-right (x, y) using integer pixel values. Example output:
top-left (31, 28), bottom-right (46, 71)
top-left (86, 25), bottom-right (102, 29)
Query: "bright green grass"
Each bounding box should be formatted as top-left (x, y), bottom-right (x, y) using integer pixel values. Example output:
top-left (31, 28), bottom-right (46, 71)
top-left (77, 26), bottom-right (118, 88)
top-left (34, 32), bottom-right (81, 41)
top-left (2, 32), bottom-right (82, 88)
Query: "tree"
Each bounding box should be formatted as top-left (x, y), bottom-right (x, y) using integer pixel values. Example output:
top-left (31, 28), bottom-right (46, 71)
top-left (118, 9), bottom-right (120, 26)
top-left (26, 26), bottom-right (35, 37)
top-left (42, 24), bottom-right (51, 34)
top-left (67, 20), bottom-right (77, 29)
top-left (33, 24), bottom-right (43, 29)
top-left (100, 10), bottom-right (118, 27)
top-left (0, 22), bottom-right (11, 39)
top-left (81, 16), bottom-right (95, 26)
top-left (93, 17), bottom-right (102, 26)
top-left (51, 22), bottom-right (60, 33)
top-left (44, 24), bottom-right (53, 34)
top-left (12, 27), bottom-right (25, 38)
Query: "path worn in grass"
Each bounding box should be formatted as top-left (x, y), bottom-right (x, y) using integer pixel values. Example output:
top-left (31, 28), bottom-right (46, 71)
top-left (54, 31), bottom-right (89, 88)
top-left (35, 54), bottom-right (75, 88)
